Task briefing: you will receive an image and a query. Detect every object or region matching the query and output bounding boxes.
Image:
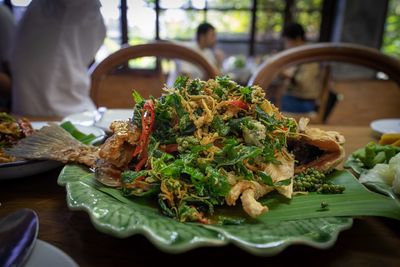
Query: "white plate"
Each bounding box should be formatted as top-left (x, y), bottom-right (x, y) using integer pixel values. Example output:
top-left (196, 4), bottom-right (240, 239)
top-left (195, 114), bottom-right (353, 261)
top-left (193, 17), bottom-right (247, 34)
top-left (61, 110), bottom-right (98, 126)
top-left (95, 109), bottom-right (132, 132)
top-left (63, 109), bottom-right (132, 132)
top-left (0, 122), bottom-right (105, 180)
top-left (370, 118), bottom-right (400, 136)
top-left (23, 239), bottom-right (78, 267)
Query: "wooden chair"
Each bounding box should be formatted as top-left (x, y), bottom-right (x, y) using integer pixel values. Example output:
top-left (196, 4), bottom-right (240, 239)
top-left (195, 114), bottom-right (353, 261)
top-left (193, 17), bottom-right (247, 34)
top-left (90, 42), bottom-right (219, 108)
top-left (248, 43), bottom-right (400, 124)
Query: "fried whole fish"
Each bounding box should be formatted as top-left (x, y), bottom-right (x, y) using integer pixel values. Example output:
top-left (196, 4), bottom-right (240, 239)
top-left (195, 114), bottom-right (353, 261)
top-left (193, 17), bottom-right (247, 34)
top-left (6, 119), bottom-right (345, 218)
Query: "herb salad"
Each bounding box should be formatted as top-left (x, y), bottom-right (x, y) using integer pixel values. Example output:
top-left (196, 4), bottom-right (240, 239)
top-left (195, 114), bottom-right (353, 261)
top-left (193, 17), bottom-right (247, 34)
top-left (120, 76), bottom-right (300, 223)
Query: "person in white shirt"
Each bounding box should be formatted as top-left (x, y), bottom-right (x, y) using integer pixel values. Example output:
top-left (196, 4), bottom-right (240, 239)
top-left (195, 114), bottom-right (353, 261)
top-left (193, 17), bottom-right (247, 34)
top-left (173, 22), bottom-right (223, 81)
top-left (11, 0), bottom-right (106, 117)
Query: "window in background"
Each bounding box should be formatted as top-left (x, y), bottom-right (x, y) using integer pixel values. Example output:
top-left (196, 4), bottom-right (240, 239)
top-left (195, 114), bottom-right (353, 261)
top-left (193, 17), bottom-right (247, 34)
top-left (97, 0), bottom-right (121, 62)
top-left (202, 0), bottom-right (252, 56)
top-left (159, 9), bottom-right (204, 40)
top-left (128, 0), bottom-right (155, 44)
top-left (207, 0), bottom-right (251, 9)
top-left (256, 0), bottom-right (285, 39)
top-left (382, 0), bottom-right (400, 58)
top-left (294, 0), bottom-right (322, 41)
top-left (255, 0), bottom-right (285, 54)
top-left (207, 0), bottom-right (252, 30)
top-left (7, 0), bottom-right (324, 68)
top-left (8, 0), bottom-right (325, 60)
top-left (126, 0), bottom-right (157, 69)
top-left (118, 0), bottom-right (324, 67)
top-left (159, 0), bottom-right (205, 40)
top-left (207, 10), bottom-right (251, 40)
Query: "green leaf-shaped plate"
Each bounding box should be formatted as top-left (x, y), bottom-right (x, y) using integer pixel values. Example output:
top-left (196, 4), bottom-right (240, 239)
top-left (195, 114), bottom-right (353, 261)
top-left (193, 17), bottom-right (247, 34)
top-left (58, 165), bottom-right (400, 255)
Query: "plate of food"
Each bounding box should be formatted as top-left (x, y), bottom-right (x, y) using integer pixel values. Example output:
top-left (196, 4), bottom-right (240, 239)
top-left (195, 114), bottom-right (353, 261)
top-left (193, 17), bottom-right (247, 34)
top-left (7, 77), bottom-right (400, 255)
top-left (0, 113), bottom-right (105, 180)
top-left (345, 133), bottom-right (400, 201)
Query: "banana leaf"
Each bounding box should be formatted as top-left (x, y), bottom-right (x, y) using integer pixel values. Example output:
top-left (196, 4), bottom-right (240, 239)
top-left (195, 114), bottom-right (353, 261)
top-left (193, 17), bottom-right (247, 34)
top-left (58, 164), bottom-right (400, 255)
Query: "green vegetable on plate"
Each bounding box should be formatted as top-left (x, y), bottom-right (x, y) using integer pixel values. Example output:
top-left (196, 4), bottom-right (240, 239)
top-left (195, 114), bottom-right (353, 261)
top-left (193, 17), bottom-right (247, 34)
top-left (60, 121), bottom-right (97, 145)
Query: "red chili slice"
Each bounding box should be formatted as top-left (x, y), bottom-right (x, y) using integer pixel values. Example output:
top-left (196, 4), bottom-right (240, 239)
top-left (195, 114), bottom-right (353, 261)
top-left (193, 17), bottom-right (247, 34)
top-left (133, 100), bottom-right (155, 158)
top-left (227, 100), bottom-right (249, 110)
top-left (135, 155), bottom-right (148, 171)
top-left (159, 144), bottom-right (179, 153)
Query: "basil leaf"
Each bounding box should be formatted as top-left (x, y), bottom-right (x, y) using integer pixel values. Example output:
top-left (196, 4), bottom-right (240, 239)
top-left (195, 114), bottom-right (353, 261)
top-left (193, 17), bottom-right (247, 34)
top-left (258, 172), bottom-right (274, 186)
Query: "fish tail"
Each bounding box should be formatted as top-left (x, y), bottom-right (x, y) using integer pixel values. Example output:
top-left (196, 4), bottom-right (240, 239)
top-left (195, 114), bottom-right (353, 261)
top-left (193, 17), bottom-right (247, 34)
top-left (6, 123), bottom-right (99, 167)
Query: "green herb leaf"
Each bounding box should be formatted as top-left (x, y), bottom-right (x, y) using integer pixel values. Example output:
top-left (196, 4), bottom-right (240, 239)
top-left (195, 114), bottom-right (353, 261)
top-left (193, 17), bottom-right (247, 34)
top-left (258, 172), bottom-right (274, 186)
top-left (211, 115), bottom-right (230, 137)
top-left (215, 143), bottom-right (262, 167)
top-left (274, 178), bottom-right (292, 187)
top-left (60, 121), bottom-right (97, 145)
top-left (174, 76), bottom-right (189, 91)
top-left (205, 166), bottom-right (231, 197)
top-left (132, 90), bottom-right (144, 104)
top-left (239, 86), bottom-right (253, 103)
top-left (187, 79), bottom-right (204, 95)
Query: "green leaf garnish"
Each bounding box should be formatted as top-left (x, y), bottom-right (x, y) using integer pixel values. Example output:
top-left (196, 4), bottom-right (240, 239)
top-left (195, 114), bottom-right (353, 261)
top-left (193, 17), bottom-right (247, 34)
top-left (60, 121), bottom-right (97, 145)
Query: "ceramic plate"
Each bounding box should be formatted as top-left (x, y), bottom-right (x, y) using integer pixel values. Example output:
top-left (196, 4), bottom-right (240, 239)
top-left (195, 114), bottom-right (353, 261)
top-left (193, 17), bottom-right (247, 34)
top-left (370, 118), bottom-right (400, 136)
top-left (94, 109), bottom-right (132, 132)
top-left (62, 109), bottom-right (132, 132)
top-left (0, 122), bottom-right (105, 180)
top-left (61, 110), bottom-right (99, 126)
top-left (23, 239), bottom-right (78, 267)
top-left (57, 165), bottom-right (400, 255)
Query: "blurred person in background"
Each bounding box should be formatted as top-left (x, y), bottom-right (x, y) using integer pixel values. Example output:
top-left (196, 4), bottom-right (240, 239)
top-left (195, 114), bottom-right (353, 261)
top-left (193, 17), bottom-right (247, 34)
top-left (0, 3), bottom-right (15, 111)
top-left (169, 22), bottom-right (223, 83)
top-left (279, 22), bottom-right (322, 113)
top-left (11, 0), bottom-right (106, 117)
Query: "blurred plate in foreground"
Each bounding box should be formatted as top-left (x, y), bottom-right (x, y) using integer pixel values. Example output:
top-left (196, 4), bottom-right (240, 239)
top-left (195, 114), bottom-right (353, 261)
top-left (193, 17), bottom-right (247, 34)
top-left (23, 239), bottom-right (78, 267)
top-left (370, 118), bottom-right (400, 136)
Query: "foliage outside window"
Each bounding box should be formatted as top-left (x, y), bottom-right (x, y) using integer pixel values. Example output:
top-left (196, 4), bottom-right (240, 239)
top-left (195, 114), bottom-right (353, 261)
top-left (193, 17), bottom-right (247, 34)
top-left (382, 0), bottom-right (400, 58)
top-left (159, 9), bottom-right (204, 40)
top-left (256, 1), bottom-right (285, 40)
top-left (295, 0), bottom-right (322, 41)
top-left (97, 0), bottom-right (121, 62)
top-left (208, 10), bottom-right (251, 39)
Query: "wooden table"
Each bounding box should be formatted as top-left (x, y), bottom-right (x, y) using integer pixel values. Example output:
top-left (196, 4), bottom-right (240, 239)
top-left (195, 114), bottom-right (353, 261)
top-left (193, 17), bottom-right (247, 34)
top-left (1, 125), bottom-right (400, 267)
